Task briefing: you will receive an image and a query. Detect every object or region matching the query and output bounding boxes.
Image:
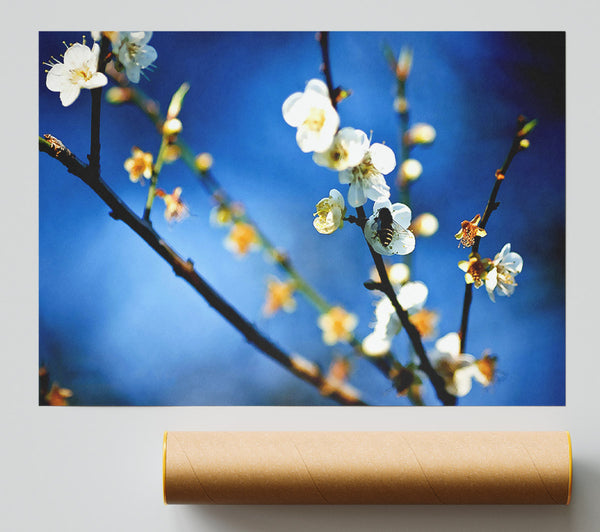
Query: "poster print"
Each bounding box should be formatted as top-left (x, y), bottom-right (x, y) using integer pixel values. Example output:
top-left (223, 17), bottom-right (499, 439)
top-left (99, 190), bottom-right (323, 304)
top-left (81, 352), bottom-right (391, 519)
top-left (39, 31), bottom-right (565, 406)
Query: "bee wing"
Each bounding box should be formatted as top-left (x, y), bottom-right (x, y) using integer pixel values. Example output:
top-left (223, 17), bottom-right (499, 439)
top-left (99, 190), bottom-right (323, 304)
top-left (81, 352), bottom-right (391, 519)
top-left (388, 220), bottom-right (416, 255)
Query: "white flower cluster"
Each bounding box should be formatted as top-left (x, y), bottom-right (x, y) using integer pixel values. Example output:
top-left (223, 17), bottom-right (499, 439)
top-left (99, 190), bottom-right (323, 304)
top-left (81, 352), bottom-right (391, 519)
top-left (282, 79), bottom-right (414, 256)
top-left (363, 276), bottom-right (428, 357)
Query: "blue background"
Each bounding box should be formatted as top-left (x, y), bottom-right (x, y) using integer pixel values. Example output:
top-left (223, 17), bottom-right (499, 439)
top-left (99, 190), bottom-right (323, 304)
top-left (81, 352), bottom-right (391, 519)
top-left (38, 31), bottom-right (564, 406)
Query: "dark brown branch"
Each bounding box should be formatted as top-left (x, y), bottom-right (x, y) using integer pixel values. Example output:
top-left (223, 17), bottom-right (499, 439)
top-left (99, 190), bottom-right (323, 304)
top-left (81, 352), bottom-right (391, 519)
top-left (458, 117), bottom-right (532, 354)
top-left (88, 36), bottom-right (111, 175)
top-left (318, 33), bottom-right (454, 405)
top-left (39, 136), bottom-right (368, 406)
top-left (316, 32), bottom-right (337, 109)
top-left (357, 207), bottom-right (457, 406)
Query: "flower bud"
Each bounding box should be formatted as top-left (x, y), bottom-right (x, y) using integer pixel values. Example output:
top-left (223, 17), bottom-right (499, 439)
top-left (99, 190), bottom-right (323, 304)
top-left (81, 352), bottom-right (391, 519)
top-left (393, 96), bottom-right (408, 114)
top-left (167, 82), bottom-right (190, 119)
top-left (105, 87), bottom-right (133, 105)
top-left (195, 152), bottom-right (214, 173)
top-left (405, 123), bottom-right (436, 145)
top-left (396, 47), bottom-right (413, 81)
top-left (162, 118), bottom-right (182, 136)
top-left (400, 159), bottom-right (423, 182)
top-left (163, 144), bottom-right (181, 163)
top-left (411, 213), bottom-right (439, 237)
top-left (388, 263), bottom-right (410, 285)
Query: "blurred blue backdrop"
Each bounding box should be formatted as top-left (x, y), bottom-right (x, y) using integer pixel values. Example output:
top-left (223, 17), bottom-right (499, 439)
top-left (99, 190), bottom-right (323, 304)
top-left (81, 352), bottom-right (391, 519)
top-left (38, 31), bottom-right (565, 406)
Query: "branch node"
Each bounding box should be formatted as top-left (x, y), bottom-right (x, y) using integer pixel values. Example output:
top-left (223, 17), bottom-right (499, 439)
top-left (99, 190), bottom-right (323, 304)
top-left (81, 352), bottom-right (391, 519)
top-left (363, 280), bottom-right (383, 291)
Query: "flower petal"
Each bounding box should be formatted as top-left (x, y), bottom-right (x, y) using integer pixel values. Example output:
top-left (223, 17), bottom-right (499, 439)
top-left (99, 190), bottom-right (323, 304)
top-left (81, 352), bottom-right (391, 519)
top-left (304, 78), bottom-right (330, 98)
top-left (388, 228), bottom-right (416, 255)
top-left (502, 252), bottom-right (523, 273)
top-left (372, 197), bottom-right (393, 214)
top-left (365, 175), bottom-right (391, 202)
top-left (45, 64), bottom-right (69, 91)
top-left (435, 332), bottom-right (461, 357)
top-left (63, 43), bottom-right (93, 68)
top-left (281, 92), bottom-right (305, 125)
top-left (398, 281), bottom-right (428, 312)
top-left (82, 72), bottom-right (108, 89)
top-left (125, 63), bottom-right (141, 83)
top-left (362, 331), bottom-right (391, 357)
top-left (369, 143), bottom-right (396, 174)
top-left (347, 182), bottom-right (367, 207)
top-left (133, 45), bottom-right (158, 69)
top-left (390, 202), bottom-right (412, 229)
top-left (449, 365), bottom-right (476, 397)
top-left (59, 85), bottom-right (81, 107)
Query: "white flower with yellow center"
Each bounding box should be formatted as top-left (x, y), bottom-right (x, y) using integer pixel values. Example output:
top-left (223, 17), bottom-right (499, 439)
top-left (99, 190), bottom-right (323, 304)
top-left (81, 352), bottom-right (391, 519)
top-left (313, 189), bottom-right (346, 234)
top-left (313, 127), bottom-right (370, 171)
top-left (429, 332), bottom-right (490, 397)
top-left (338, 141), bottom-right (394, 207)
top-left (113, 32), bottom-right (157, 83)
top-left (362, 281), bottom-right (428, 357)
top-left (282, 79), bottom-right (340, 153)
top-left (485, 243), bottom-right (523, 302)
top-left (45, 42), bottom-right (108, 107)
top-left (364, 198), bottom-right (415, 256)
top-left (317, 306), bottom-right (358, 346)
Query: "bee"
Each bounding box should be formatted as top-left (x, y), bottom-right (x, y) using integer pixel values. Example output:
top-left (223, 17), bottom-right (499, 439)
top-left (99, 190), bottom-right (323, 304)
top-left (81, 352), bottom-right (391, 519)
top-left (366, 206), bottom-right (415, 255)
top-left (375, 207), bottom-right (395, 247)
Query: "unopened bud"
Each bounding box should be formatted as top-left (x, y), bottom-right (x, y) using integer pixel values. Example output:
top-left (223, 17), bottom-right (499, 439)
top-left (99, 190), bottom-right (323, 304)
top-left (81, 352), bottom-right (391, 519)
top-left (167, 82), bottom-right (190, 120)
top-left (388, 263), bottom-right (410, 285)
top-left (396, 47), bottom-right (413, 81)
top-left (105, 87), bottom-right (132, 105)
top-left (162, 118), bottom-right (182, 136)
top-left (411, 213), bottom-right (439, 237)
top-left (519, 139), bottom-right (530, 150)
top-left (393, 96), bottom-right (409, 114)
top-left (405, 123), bottom-right (436, 145)
top-left (163, 144), bottom-right (181, 163)
top-left (195, 152), bottom-right (213, 173)
top-left (400, 159), bottom-right (423, 182)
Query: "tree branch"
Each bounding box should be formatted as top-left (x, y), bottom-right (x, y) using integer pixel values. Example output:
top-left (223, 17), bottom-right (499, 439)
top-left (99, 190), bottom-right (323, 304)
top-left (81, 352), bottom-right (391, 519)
top-left (458, 117), bottom-right (533, 354)
top-left (108, 72), bottom-right (414, 401)
top-left (316, 32), bottom-right (337, 109)
top-left (88, 36), bottom-right (111, 175)
top-left (317, 32), bottom-right (454, 405)
top-left (39, 135), bottom-right (368, 406)
top-left (357, 206), bottom-right (457, 406)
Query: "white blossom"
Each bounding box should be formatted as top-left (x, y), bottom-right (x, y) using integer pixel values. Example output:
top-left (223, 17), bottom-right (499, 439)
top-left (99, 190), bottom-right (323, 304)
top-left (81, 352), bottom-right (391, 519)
top-left (45, 42), bottom-right (108, 107)
top-left (339, 142), bottom-right (394, 207)
top-left (313, 127), bottom-right (369, 171)
top-left (362, 281), bottom-right (427, 357)
top-left (282, 79), bottom-right (340, 153)
top-left (363, 198), bottom-right (415, 256)
top-left (429, 332), bottom-right (490, 397)
top-left (485, 243), bottom-right (523, 302)
top-left (113, 32), bottom-right (157, 83)
top-left (313, 189), bottom-right (346, 234)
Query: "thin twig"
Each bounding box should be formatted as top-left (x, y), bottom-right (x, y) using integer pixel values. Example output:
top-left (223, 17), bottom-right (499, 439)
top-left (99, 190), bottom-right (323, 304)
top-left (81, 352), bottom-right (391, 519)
top-left (316, 32), bottom-right (337, 109)
top-left (143, 136), bottom-right (169, 221)
top-left (458, 117), bottom-right (531, 354)
top-left (39, 136), bottom-right (368, 406)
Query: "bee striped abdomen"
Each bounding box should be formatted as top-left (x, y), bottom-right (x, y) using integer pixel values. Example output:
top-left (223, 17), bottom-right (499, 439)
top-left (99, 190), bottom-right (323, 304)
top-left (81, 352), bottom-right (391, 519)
top-left (376, 208), bottom-right (394, 247)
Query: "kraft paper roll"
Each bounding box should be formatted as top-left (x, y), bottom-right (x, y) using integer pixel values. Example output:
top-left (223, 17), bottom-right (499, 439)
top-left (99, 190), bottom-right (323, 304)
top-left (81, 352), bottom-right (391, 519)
top-left (163, 431), bottom-right (572, 505)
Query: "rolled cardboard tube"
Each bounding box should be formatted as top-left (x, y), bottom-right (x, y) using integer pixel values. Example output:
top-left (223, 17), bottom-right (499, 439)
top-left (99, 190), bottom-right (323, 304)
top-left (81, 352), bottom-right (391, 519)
top-left (163, 431), bottom-right (572, 505)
